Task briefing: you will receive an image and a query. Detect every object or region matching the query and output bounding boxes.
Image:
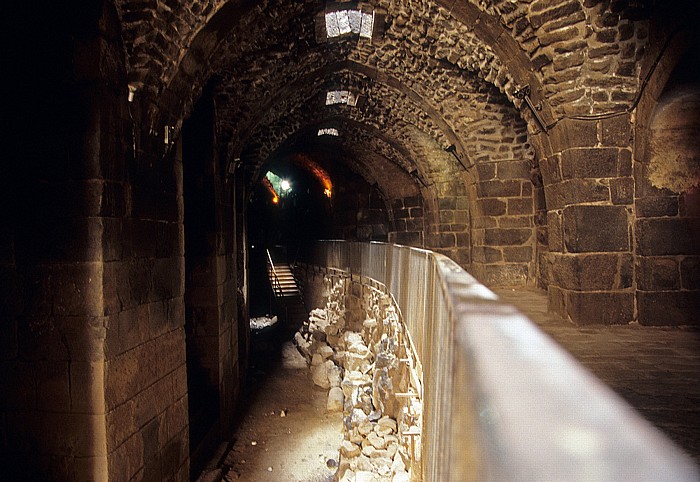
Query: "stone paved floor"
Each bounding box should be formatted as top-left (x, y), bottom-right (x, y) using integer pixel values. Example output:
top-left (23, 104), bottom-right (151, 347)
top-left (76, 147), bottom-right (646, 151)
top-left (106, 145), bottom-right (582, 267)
top-left (494, 287), bottom-right (700, 466)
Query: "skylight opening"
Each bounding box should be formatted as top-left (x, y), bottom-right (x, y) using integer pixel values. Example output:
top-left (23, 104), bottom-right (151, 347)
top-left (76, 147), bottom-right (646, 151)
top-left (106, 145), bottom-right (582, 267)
top-left (325, 9), bottom-right (375, 40)
top-left (318, 128), bottom-right (339, 136)
top-left (326, 90), bottom-right (358, 107)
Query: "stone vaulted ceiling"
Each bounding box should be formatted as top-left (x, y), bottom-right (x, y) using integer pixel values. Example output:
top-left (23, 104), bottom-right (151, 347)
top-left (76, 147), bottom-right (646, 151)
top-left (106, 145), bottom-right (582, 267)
top-left (114, 0), bottom-right (652, 198)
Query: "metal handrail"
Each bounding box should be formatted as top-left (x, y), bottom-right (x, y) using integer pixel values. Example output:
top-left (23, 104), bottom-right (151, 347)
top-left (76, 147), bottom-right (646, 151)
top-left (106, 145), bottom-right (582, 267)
top-left (266, 248), bottom-right (283, 298)
top-left (298, 241), bottom-right (699, 482)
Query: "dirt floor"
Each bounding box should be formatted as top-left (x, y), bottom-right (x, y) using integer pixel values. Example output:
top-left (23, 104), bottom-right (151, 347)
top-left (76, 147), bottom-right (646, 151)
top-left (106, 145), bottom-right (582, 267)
top-left (198, 327), bottom-right (344, 482)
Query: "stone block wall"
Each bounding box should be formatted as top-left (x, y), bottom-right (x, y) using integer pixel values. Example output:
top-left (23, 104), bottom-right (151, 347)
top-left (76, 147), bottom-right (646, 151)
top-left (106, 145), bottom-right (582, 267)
top-left (182, 91), bottom-right (245, 474)
top-left (333, 183), bottom-right (391, 242)
top-left (389, 195), bottom-right (426, 247)
top-left (632, 44), bottom-right (700, 326)
top-left (103, 137), bottom-right (189, 481)
top-left (470, 160), bottom-right (536, 286)
top-left (537, 116), bottom-right (636, 325)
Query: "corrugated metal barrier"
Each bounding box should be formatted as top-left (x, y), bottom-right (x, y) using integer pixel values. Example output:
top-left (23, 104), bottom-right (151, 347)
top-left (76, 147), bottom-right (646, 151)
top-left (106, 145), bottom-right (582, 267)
top-left (299, 240), bottom-right (699, 482)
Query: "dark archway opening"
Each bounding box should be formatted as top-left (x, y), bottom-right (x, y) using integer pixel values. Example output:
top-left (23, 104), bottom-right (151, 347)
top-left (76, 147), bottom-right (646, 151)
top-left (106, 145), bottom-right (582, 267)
top-left (182, 93), bottom-right (221, 477)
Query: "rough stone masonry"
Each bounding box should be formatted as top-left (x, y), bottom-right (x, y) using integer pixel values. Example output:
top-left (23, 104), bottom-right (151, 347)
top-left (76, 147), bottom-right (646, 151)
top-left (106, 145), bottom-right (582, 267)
top-left (295, 273), bottom-right (423, 482)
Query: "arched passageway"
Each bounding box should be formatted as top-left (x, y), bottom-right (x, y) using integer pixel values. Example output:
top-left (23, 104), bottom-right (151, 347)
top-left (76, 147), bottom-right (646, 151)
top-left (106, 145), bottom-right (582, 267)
top-left (2, 0), bottom-right (699, 480)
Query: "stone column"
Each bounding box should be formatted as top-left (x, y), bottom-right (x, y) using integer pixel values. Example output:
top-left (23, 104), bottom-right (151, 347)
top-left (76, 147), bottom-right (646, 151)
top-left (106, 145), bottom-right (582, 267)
top-left (541, 117), bottom-right (635, 325)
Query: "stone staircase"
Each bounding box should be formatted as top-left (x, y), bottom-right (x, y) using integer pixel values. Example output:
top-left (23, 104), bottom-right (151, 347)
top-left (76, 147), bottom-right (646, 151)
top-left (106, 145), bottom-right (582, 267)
top-left (267, 250), bottom-right (307, 333)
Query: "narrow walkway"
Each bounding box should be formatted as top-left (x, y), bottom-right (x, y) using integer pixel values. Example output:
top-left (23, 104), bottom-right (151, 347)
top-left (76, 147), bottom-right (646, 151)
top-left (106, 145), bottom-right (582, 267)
top-left (494, 287), bottom-right (700, 465)
top-left (199, 340), bottom-right (343, 481)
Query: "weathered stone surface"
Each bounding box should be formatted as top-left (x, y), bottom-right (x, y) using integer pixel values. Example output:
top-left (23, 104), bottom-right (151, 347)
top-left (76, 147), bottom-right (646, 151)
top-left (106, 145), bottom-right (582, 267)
top-left (563, 205), bottom-right (629, 252)
top-left (328, 387), bottom-right (345, 412)
top-left (680, 257), bottom-right (700, 290)
top-left (636, 218), bottom-right (700, 256)
top-left (636, 257), bottom-right (680, 291)
top-left (340, 440), bottom-right (361, 458)
top-left (484, 228), bottom-right (532, 246)
top-left (565, 291), bottom-right (634, 325)
top-left (635, 196), bottom-right (678, 218)
top-left (637, 291), bottom-right (700, 326)
top-left (551, 253), bottom-right (632, 290)
top-left (546, 180), bottom-right (611, 210)
top-left (561, 148), bottom-right (619, 179)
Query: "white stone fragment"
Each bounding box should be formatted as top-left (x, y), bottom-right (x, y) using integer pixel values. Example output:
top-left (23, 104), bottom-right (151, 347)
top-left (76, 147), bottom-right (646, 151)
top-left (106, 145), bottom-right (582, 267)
top-left (327, 387), bottom-right (344, 412)
top-left (357, 419), bottom-right (374, 436)
top-left (311, 363), bottom-right (330, 389)
top-left (392, 470), bottom-right (410, 482)
top-left (340, 440), bottom-right (361, 458)
top-left (319, 344), bottom-right (334, 359)
top-left (367, 431), bottom-right (387, 450)
top-left (377, 416), bottom-right (397, 434)
top-left (355, 470), bottom-right (375, 482)
top-left (328, 363), bottom-right (343, 388)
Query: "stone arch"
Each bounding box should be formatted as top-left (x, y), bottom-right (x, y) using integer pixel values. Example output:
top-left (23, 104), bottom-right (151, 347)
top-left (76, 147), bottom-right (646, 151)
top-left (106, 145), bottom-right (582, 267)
top-left (633, 19), bottom-right (700, 326)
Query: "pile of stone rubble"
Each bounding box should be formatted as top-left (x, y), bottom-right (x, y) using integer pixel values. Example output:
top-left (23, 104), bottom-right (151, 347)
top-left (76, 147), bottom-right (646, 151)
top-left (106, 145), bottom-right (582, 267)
top-left (295, 276), bottom-right (422, 482)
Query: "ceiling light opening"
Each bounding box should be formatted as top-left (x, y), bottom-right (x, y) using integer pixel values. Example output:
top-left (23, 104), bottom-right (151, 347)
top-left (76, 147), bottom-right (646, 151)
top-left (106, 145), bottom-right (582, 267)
top-left (318, 128), bottom-right (340, 136)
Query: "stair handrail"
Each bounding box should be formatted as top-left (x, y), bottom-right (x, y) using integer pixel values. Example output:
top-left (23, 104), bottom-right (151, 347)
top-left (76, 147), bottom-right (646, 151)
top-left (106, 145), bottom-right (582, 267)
top-left (266, 248), bottom-right (283, 298)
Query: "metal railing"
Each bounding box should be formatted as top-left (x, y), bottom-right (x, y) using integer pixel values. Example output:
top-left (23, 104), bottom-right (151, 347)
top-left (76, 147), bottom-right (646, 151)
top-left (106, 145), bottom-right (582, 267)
top-left (299, 240), bottom-right (699, 482)
top-left (266, 249), bottom-right (283, 298)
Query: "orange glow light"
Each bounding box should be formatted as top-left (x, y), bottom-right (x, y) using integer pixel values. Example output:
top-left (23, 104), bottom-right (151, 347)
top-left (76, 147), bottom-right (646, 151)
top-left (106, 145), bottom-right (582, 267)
top-left (262, 176), bottom-right (279, 204)
top-left (293, 153), bottom-right (333, 198)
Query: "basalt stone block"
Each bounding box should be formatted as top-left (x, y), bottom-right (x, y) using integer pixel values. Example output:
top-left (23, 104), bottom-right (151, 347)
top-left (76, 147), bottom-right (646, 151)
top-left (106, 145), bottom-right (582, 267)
top-left (636, 218), bottom-right (700, 256)
top-left (563, 205), bottom-right (629, 252)
top-left (502, 246), bottom-right (533, 262)
top-left (636, 257), bottom-right (680, 291)
top-left (438, 198), bottom-right (457, 210)
top-left (409, 207), bottom-right (424, 218)
top-left (479, 199), bottom-right (506, 216)
top-left (635, 196), bottom-right (678, 218)
top-left (394, 208), bottom-right (410, 219)
top-left (479, 264), bottom-right (529, 287)
top-left (439, 211), bottom-right (454, 223)
top-left (565, 291), bottom-right (633, 325)
top-left (497, 161), bottom-right (530, 180)
top-left (561, 148), bottom-right (618, 179)
top-left (478, 180), bottom-right (522, 198)
top-left (551, 253), bottom-right (632, 290)
top-left (610, 177), bottom-right (634, 205)
top-left (499, 216), bottom-right (532, 228)
top-left (547, 211), bottom-right (564, 252)
top-left (637, 291), bottom-right (700, 325)
top-left (476, 162), bottom-right (496, 180)
top-left (472, 246), bottom-right (502, 263)
top-left (439, 233), bottom-right (456, 247)
top-left (681, 256), bottom-right (700, 289)
top-left (546, 179), bottom-right (610, 210)
top-left (404, 196), bottom-right (421, 208)
top-left (550, 118), bottom-right (598, 149)
top-left (548, 285), bottom-right (566, 317)
top-left (454, 210), bottom-right (469, 223)
top-left (601, 115), bottom-right (632, 147)
top-left (529, 1), bottom-right (582, 29)
top-left (394, 231), bottom-right (421, 246)
top-left (484, 228), bottom-right (532, 246)
top-left (507, 198), bottom-right (533, 215)
top-left (540, 155), bottom-right (562, 186)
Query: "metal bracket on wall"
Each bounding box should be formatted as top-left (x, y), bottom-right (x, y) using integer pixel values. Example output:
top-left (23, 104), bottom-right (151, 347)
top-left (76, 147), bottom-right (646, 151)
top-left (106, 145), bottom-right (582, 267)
top-left (514, 85), bottom-right (549, 134)
top-left (445, 144), bottom-right (469, 170)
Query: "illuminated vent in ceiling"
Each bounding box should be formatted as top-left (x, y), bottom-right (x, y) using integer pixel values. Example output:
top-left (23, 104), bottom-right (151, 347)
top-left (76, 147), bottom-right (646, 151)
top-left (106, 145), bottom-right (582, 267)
top-left (318, 128), bottom-right (340, 136)
top-left (325, 9), bottom-right (374, 39)
top-left (315, 3), bottom-right (385, 43)
top-left (326, 90), bottom-right (358, 106)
